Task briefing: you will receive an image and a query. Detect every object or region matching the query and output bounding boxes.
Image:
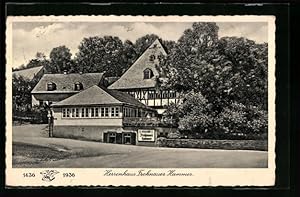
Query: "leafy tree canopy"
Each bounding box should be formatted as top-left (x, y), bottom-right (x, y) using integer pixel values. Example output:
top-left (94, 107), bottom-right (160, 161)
top-left (48, 46), bottom-right (73, 73)
top-left (74, 36), bottom-right (127, 76)
top-left (161, 22), bottom-right (268, 111)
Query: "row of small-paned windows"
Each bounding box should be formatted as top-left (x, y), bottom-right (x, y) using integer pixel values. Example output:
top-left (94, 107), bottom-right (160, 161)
top-left (47, 82), bottom-right (83, 91)
top-left (147, 90), bottom-right (177, 99)
top-left (127, 90), bottom-right (176, 100)
top-left (123, 107), bottom-right (146, 117)
top-left (62, 107), bottom-right (119, 118)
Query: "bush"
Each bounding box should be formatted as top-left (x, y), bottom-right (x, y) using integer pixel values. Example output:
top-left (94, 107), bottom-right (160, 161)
top-left (215, 102), bottom-right (248, 134)
top-left (167, 130), bottom-right (181, 139)
top-left (155, 137), bottom-right (167, 146)
top-left (163, 91), bottom-right (213, 132)
top-left (30, 106), bottom-right (48, 124)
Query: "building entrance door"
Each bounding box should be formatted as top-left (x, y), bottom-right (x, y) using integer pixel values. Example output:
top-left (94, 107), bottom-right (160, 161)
top-left (108, 132), bottom-right (117, 143)
top-left (122, 132), bottom-right (136, 145)
top-left (123, 133), bottom-right (131, 144)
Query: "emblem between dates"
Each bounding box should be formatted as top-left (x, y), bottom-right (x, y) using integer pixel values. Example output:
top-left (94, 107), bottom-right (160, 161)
top-left (40, 170), bottom-right (59, 182)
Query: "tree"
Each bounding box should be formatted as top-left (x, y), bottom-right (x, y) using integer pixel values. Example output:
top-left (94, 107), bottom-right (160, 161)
top-left (215, 102), bottom-right (267, 138)
top-left (12, 74), bottom-right (39, 112)
top-left (218, 37), bottom-right (268, 109)
top-left (121, 40), bottom-right (138, 74)
top-left (74, 36), bottom-right (127, 76)
top-left (163, 91), bottom-right (213, 133)
top-left (160, 22), bottom-right (226, 108)
top-left (24, 52), bottom-right (48, 69)
top-left (161, 40), bottom-right (176, 54)
top-left (48, 46), bottom-right (73, 73)
top-left (161, 22), bottom-right (268, 110)
top-left (161, 22), bottom-right (268, 139)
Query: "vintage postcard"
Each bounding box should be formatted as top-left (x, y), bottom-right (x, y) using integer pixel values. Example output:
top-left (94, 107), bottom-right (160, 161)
top-left (6, 15), bottom-right (275, 187)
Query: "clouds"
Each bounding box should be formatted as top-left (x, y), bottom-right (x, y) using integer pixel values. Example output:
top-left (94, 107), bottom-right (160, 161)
top-left (218, 22), bottom-right (268, 43)
top-left (12, 22), bottom-right (268, 68)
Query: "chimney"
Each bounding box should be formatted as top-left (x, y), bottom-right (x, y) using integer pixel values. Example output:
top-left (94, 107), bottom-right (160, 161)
top-left (63, 70), bottom-right (67, 75)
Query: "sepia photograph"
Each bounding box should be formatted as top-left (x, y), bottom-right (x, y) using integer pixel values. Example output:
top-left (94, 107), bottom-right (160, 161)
top-left (6, 15), bottom-right (276, 186)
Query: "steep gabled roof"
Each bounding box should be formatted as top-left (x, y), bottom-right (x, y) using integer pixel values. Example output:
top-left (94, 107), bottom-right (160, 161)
top-left (108, 39), bottom-right (167, 90)
top-left (13, 66), bottom-right (44, 80)
top-left (31, 73), bottom-right (105, 93)
top-left (52, 85), bottom-right (155, 111)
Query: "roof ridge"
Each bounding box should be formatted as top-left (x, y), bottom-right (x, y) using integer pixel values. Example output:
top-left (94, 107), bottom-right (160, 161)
top-left (52, 85), bottom-right (121, 106)
top-left (95, 85), bottom-right (124, 103)
top-left (44, 72), bottom-right (104, 75)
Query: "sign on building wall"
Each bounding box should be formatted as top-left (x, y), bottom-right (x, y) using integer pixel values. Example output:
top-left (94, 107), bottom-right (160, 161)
top-left (137, 129), bottom-right (155, 142)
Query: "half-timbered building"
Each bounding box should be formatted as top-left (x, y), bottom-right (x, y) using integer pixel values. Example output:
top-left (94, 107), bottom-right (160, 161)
top-left (108, 39), bottom-right (179, 115)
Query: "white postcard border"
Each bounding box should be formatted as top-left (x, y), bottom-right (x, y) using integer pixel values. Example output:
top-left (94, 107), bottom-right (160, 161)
top-left (5, 15), bottom-right (276, 187)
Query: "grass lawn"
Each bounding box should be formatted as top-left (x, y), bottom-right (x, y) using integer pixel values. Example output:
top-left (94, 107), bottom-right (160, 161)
top-left (11, 124), bottom-right (268, 168)
top-left (13, 142), bottom-right (71, 167)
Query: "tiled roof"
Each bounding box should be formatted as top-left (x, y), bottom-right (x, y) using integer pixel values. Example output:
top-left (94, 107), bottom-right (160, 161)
top-left (108, 39), bottom-right (167, 90)
top-left (52, 85), bottom-right (155, 111)
top-left (13, 66), bottom-right (44, 80)
top-left (31, 73), bottom-right (105, 93)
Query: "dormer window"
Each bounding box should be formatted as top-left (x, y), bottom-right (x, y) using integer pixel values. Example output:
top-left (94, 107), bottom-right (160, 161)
top-left (74, 82), bottom-right (83, 91)
top-left (143, 68), bottom-right (154, 79)
top-left (47, 82), bottom-right (56, 91)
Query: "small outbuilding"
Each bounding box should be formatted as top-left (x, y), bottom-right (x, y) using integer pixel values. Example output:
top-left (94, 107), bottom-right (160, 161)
top-left (51, 85), bottom-right (159, 144)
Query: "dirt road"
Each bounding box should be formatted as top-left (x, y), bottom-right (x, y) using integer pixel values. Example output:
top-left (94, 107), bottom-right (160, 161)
top-left (12, 125), bottom-right (268, 168)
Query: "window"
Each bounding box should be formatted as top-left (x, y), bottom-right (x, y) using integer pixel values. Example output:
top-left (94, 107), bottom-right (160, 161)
top-left (66, 109), bottom-right (70, 117)
top-left (115, 107), bottom-right (119, 117)
top-left (131, 108), bottom-right (136, 117)
top-left (124, 107), bottom-right (129, 117)
top-left (74, 82), bottom-right (83, 91)
top-left (85, 108), bottom-right (89, 117)
top-left (95, 108), bottom-right (99, 117)
top-left (110, 107), bottom-right (120, 117)
top-left (111, 107), bottom-right (115, 117)
top-left (105, 107), bottom-right (109, 117)
top-left (143, 68), bottom-right (154, 79)
top-left (75, 108), bottom-right (79, 117)
top-left (47, 82), bottom-right (56, 91)
top-left (62, 109), bottom-right (66, 117)
top-left (169, 90), bottom-right (176, 98)
top-left (39, 100), bottom-right (44, 106)
top-left (148, 91), bottom-right (155, 99)
top-left (156, 92), bottom-right (161, 99)
top-left (71, 108), bottom-right (76, 117)
top-left (101, 107), bottom-right (105, 117)
top-left (91, 108), bottom-right (95, 117)
top-left (81, 108), bottom-right (85, 117)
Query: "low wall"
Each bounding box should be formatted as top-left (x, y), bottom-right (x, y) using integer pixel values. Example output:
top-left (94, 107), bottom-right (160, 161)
top-left (53, 125), bottom-right (122, 142)
top-left (124, 126), bottom-right (177, 146)
top-left (156, 138), bottom-right (268, 151)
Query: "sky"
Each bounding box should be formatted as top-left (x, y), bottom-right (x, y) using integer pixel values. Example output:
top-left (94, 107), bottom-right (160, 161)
top-left (11, 22), bottom-right (268, 68)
